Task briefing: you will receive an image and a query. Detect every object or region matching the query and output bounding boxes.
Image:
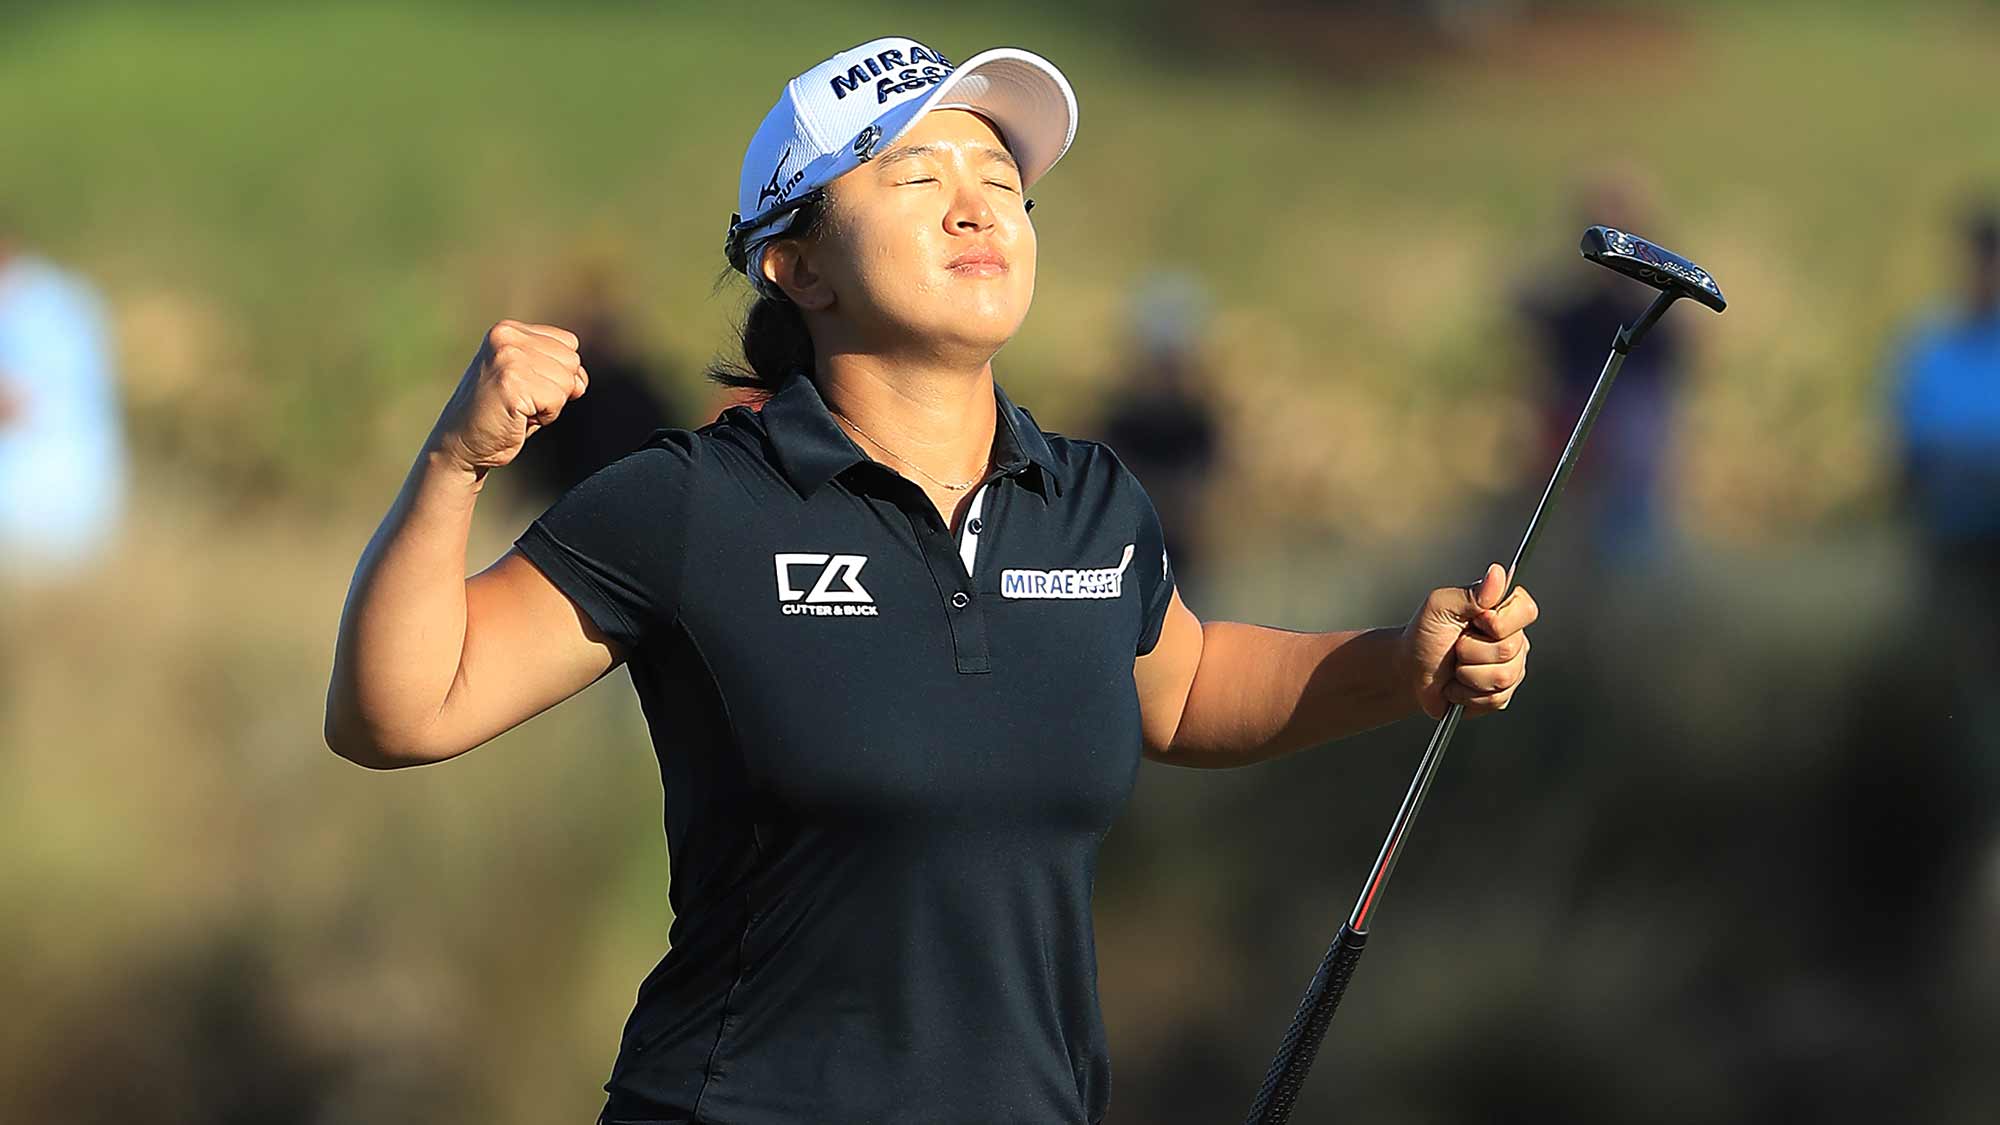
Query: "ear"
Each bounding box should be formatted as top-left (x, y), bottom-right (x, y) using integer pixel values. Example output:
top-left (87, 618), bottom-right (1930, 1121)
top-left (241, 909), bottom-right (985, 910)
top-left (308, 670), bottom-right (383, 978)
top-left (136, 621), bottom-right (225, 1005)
top-left (760, 239), bottom-right (835, 312)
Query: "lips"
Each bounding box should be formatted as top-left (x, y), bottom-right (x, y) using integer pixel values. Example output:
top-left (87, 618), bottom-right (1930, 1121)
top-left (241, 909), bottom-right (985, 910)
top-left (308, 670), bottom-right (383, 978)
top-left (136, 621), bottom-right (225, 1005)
top-left (946, 248), bottom-right (1009, 271)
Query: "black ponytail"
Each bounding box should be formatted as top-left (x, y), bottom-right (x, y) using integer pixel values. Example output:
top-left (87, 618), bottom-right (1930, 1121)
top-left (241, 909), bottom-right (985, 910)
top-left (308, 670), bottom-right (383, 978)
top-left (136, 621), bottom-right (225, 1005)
top-left (706, 189), bottom-right (838, 396)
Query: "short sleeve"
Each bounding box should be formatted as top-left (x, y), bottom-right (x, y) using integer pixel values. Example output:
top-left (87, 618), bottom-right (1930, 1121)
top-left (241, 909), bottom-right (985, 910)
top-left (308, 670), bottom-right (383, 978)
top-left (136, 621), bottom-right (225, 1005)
top-left (1121, 463), bottom-right (1178, 658)
top-left (511, 428), bottom-right (699, 653)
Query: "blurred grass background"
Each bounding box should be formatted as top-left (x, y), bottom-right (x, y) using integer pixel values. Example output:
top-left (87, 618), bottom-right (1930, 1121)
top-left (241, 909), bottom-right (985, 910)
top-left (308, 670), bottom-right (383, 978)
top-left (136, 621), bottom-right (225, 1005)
top-left (5, 1), bottom-right (2000, 1121)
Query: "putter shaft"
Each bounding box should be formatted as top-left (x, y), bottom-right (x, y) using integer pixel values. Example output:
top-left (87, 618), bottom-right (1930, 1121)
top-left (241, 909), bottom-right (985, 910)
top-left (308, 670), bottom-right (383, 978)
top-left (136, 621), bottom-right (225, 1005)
top-left (1349, 297), bottom-right (1653, 931)
top-left (1248, 238), bottom-right (1719, 1124)
top-left (1247, 310), bottom-right (1658, 1125)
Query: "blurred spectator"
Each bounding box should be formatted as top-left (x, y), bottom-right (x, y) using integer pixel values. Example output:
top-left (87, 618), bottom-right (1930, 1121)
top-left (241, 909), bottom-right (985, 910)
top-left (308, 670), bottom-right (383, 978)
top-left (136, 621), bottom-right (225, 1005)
top-left (1516, 170), bottom-right (1689, 568)
top-left (1890, 202), bottom-right (2000, 575)
top-left (1888, 201), bottom-right (2000, 736)
top-left (1095, 270), bottom-right (1223, 597)
top-left (506, 265), bottom-right (686, 508)
top-left (0, 217), bottom-right (126, 582)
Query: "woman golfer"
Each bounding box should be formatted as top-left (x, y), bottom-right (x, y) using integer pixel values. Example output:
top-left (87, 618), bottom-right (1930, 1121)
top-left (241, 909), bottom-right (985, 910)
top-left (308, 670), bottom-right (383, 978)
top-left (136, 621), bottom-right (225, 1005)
top-left (326, 34), bottom-right (1537, 1125)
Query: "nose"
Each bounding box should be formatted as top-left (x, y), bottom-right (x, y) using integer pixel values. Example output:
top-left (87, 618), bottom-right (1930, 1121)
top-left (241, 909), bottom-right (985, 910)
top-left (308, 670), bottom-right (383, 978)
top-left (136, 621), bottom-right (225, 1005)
top-left (947, 175), bottom-right (996, 233)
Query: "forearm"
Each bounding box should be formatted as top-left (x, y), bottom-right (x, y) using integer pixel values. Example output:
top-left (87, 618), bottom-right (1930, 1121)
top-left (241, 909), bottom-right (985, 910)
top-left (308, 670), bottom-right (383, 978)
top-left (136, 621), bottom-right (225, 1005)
top-left (324, 436), bottom-right (484, 765)
top-left (1159, 621), bottom-right (1415, 768)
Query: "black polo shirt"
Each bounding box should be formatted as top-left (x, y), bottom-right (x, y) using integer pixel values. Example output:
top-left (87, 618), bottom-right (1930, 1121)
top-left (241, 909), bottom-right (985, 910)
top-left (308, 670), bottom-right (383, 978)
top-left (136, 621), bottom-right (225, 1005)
top-left (512, 370), bottom-right (1176, 1125)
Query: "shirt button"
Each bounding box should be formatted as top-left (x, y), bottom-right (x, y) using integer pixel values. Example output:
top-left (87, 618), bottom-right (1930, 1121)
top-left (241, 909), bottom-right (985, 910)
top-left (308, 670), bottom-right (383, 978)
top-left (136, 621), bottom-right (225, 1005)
top-left (950, 591), bottom-right (970, 609)
top-left (967, 517), bottom-right (984, 535)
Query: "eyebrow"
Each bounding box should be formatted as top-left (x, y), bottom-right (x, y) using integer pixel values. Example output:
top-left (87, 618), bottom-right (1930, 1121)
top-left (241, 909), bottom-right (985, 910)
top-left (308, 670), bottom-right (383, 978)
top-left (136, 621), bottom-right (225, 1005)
top-left (874, 142), bottom-right (1020, 174)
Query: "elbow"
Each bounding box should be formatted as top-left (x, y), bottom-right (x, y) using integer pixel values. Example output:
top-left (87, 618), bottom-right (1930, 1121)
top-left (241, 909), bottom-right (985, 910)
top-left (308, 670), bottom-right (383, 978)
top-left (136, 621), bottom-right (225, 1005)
top-left (1142, 727), bottom-right (1235, 769)
top-left (322, 669), bottom-right (450, 769)
top-left (322, 709), bottom-right (430, 771)
top-left (1145, 742), bottom-right (1257, 770)
top-left (323, 722), bottom-right (399, 770)
top-left (1144, 720), bottom-right (1280, 769)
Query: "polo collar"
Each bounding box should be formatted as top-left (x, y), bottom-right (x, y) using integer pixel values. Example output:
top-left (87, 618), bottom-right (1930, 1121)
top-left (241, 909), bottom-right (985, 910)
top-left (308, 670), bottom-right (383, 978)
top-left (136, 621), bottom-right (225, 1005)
top-left (761, 369), bottom-right (1061, 502)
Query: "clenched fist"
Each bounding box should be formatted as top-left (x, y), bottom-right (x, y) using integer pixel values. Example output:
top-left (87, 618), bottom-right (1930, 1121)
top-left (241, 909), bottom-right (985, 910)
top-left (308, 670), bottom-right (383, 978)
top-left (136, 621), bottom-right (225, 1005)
top-left (1400, 562), bottom-right (1538, 719)
top-left (428, 320), bottom-right (588, 477)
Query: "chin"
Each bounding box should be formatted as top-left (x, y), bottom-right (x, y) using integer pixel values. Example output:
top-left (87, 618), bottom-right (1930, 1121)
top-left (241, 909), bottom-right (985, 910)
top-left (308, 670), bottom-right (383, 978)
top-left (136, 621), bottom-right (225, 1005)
top-left (905, 298), bottom-right (1026, 351)
top-left (947, 314), bottom-right (1027, 354)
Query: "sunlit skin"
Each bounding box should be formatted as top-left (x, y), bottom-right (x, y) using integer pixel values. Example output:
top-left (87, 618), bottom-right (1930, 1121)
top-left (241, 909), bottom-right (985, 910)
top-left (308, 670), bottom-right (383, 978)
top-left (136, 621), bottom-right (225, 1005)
top-left (807, 109), bottom-right (1033, 359)
top-left (326, 100), bottom-right (1536, 778)
top-left (747, 106), bottom-right (1535, 766)
top-left (756, 107), bottom-right (1034, 528)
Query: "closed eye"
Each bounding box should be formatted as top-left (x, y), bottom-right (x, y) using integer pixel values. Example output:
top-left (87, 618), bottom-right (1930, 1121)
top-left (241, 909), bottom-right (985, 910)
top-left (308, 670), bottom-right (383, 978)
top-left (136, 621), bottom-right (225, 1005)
top-left (899, 177), bottom-right (1020, 192)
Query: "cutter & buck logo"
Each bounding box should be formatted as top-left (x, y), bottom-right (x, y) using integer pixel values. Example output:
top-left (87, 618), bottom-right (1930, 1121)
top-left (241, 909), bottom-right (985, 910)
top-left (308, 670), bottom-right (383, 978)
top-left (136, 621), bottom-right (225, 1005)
top-left (775, 552), bottom-right (879, 616)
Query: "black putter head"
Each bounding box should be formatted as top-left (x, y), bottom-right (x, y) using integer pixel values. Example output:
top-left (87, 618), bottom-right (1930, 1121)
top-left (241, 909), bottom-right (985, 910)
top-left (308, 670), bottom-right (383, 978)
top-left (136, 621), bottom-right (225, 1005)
top-left (1580, 226), bottom-right (1726, 312)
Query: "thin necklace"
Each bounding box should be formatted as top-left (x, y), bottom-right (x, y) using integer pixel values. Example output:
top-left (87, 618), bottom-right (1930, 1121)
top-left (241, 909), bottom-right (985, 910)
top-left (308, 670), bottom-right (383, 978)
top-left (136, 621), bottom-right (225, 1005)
top-left (829, 406), bottom-right (987, 492)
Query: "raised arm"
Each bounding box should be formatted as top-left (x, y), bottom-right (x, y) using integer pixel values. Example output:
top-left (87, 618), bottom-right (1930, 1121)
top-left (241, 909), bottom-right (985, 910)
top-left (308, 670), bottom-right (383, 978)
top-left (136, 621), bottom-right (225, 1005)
top-left (324, 321), bottom-right (617, 770)
top-left (1134, 564), bottom-right (1538, 768)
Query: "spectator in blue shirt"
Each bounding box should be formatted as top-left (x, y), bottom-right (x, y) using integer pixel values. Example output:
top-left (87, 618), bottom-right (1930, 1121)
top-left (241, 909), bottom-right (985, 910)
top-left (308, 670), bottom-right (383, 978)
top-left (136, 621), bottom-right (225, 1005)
top-left (1890, 202), bottom-right (2000, 740)
top-left (0, 219), bottom-right (126, 581)
top-left (1892, 205), bottom-right (2000, 555)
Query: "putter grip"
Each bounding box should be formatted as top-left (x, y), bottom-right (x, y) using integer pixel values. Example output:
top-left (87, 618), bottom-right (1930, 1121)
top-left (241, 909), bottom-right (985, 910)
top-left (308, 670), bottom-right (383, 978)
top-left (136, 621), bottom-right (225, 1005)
top-left (1243, 923), bottom-right (1369, 1125)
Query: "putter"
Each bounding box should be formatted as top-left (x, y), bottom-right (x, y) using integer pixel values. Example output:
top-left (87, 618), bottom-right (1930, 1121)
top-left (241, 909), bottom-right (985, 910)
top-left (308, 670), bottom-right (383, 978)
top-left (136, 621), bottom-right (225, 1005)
top-left (1243, 227), bottom-right (1726, 1125)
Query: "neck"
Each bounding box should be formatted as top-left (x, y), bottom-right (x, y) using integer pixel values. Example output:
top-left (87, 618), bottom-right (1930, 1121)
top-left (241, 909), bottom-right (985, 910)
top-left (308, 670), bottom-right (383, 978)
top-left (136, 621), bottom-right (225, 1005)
top-left (815, 351), bottom-right (1000, 487)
